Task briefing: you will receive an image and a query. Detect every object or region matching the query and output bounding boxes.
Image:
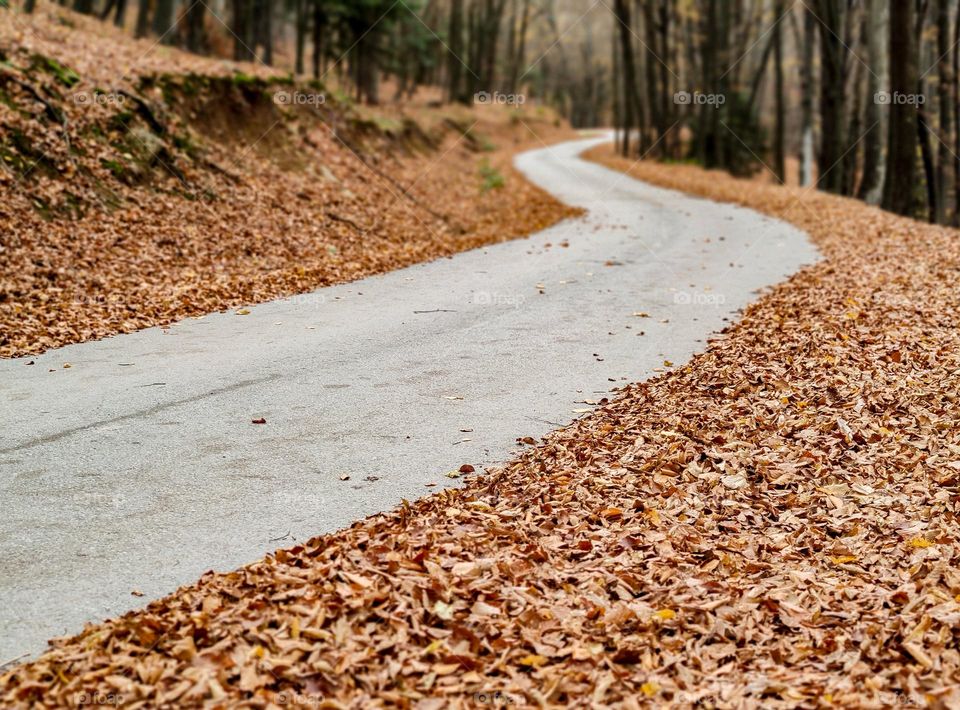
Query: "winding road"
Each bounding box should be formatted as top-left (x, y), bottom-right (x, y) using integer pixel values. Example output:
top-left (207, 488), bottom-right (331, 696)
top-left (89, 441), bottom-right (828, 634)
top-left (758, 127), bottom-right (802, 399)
top-left (0, 135), bottom-right (818, 660)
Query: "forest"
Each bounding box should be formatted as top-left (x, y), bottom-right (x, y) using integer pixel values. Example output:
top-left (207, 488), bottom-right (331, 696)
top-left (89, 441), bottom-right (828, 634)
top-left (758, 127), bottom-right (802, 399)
top-left (8, 1), bottom-right (959, 223)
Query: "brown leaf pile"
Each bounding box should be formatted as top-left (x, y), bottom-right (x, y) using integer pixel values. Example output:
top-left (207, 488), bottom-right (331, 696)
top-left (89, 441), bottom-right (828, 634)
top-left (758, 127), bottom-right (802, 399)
top-left (5, 146), bottom-right (960, 707)
top-left (0, 6), bottom-right (578, 357)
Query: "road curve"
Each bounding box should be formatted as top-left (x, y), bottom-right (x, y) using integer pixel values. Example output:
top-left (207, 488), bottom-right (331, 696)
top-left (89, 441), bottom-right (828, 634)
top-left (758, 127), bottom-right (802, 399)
top-left (0, 135), bottom-right (818, 659)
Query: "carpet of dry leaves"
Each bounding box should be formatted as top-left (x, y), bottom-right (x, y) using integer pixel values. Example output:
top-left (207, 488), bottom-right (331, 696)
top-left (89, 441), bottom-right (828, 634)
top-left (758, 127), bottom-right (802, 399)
top-left (0, 6), bottom-right (578, 357)
top-left (5, 142), bottom-right (960, 707)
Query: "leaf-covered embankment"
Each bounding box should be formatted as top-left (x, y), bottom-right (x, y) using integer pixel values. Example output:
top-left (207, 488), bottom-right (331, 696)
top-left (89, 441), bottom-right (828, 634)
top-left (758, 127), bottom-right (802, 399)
top-left (0, 6), bottom-right (579, 358)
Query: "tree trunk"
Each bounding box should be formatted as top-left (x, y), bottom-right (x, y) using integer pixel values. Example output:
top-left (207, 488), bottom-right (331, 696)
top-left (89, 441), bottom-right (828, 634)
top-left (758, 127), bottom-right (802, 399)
top-left (134, 0), bottom-right (150, 38)
top-left (295, 0), bottom-right (307, 75)
top-left (799, 5), bottom-right (816, 186)
top-left (954, 0), bottom-right (960, 224)
top-left (255, 0), bottom-right (272, 65)
top-left (935, 0), bottom-right (951, 222)
top-left (312, 0), bottom-right (326, 79)
top-left (859, 0), bottom-right (888, 203)
top-left (448, 0), bottom-right (465, 102)
top-left (614, 0), bottom-right (641, 156)
top-left (184, 2), bottom-right (206, 54)
top-left (917, 1), bottom-right (936, 221)
top-left (232, 0), bottom-right (256, 62)
top-left (773, 0), bottom-right (786, 182)
top-left (152, 0), bottom-right (175, 44)
top-left (882, 0), bottom-right (918, 215)
top-left (24, 0), bottom-right (37, 12)
top-left (815, 0), bottom-right (848, 194)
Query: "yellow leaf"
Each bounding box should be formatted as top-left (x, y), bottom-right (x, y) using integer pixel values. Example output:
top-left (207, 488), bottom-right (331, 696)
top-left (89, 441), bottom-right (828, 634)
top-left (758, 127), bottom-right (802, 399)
top-left (423, 639), bottom-right (445, 655)
top-left (236, 308), bottom-right (251, 315)
top-left (828, 555), bottom-right (857, 565)
top-left (518, 654), bottom-right (548, 667)
top-left (909, 537), bottom-right (933, 549)
top-left (654, 609), bottom-right (676, 621)
top-left (641, 682), bottom-right (660, 697)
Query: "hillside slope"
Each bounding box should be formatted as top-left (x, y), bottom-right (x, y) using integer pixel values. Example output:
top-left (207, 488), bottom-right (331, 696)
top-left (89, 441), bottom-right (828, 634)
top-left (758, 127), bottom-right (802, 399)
top-left (0, 6), bottom-right (579, 358)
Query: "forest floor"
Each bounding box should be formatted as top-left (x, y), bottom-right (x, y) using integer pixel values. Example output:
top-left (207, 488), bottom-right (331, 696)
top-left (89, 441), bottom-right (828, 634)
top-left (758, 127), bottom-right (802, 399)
top-left (0, 6), bottom-right (578, 358)
top-left (5, 139), bottom-right (960, 706)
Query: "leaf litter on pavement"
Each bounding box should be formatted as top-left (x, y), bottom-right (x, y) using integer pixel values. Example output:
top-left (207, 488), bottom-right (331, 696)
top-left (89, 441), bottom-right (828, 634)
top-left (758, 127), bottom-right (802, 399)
top-left (5, 142), bottom-right (960, 707)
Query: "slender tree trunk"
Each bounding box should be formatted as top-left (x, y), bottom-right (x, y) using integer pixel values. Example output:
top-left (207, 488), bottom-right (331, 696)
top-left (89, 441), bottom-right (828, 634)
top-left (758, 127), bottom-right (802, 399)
top-left (295, 0), bottom-right (306, 75)
top-left (448, 0), bottom-right (465, 102)
top-left (815, 0), bottom-right (848, 193)
top-left (232, 0), bottom-right (256, 62)
top-left (954, 0), bottom-right (960, 224)
top-left (799, 5), bottom-right (816, 186)
top-left (882, 0), bottom-right (918, 215)
top-left (642, 1), bottom-right (665, 156)
top-left (917, 1), bottom-right (937, 221)
top-left (312, 0), bottom-right (326, 80)
top-left (24, 0), bottom-right (37, 12)
top-left (614, 0), bottom-right (642, 156)
top-left (134, 0), bottom-right (150, 38)
top-left (773, 0), bottom-right (786, 182)
top-left (184, 1), bottom-right (206, 54)
top-left (152, 0), bottom-right (175, 44)
top-left (255, 0), bottom-right (272, 65)
top-left (859, 0), bottom-right (888, 203)
top-left (935, 0), bottom-right (951, 222)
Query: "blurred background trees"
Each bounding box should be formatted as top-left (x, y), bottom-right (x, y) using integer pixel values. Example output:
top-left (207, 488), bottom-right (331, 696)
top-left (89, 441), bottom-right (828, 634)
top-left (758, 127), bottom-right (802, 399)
top-left (10, 0), bottom-right (960, 224)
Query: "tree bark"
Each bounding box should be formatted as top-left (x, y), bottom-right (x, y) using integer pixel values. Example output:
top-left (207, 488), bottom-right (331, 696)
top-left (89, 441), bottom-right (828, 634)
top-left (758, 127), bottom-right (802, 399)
top-left (152, 0), bottom-right (175, 44)
top-left (773, 0), bottom-right (786, 182)
top-left (295, 0), bottom-right (307, 75)
top-left (134, 0), bottom-right (150, 39)
top-left (614, 0), bottom-right (641, 156)
top-left (935, 0), bottom-right (951, 222)
top-left (448, 0), bottom-right (465, 102)
top-left (184, 2), bottom-right (206, 54)
top-left (859, 0), bottom-right (888, 203)
top-left (799, 5), bottom-right (816, 186)
top-left (815, 0), bottom-right (848, 194)
top-left (882, 0), bottom-right (918, 216)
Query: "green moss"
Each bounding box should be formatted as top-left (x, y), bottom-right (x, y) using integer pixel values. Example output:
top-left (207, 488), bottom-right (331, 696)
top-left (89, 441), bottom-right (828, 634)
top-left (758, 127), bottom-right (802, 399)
top-left (100, 158), bottom-right (127, 178)
top-left (231, 72), bottom-right (261, 88)
top-left (108, 111), bottom-right (135, 131)
top-left (173, 132), bottom-right (201, 159)
top-left (31, 55), bottom-right (80, 88)
top-left (479, 159), bottom-right (505, 192)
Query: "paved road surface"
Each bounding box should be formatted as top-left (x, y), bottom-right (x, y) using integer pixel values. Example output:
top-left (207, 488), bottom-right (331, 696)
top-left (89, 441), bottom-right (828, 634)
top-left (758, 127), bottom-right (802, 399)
top-left (0, 135), bottom-right (818, 659)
